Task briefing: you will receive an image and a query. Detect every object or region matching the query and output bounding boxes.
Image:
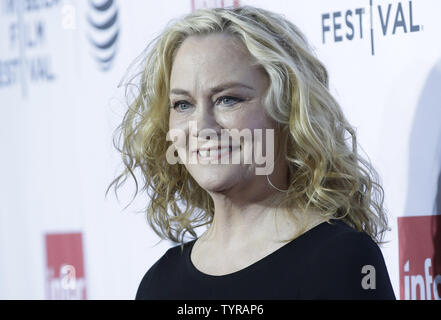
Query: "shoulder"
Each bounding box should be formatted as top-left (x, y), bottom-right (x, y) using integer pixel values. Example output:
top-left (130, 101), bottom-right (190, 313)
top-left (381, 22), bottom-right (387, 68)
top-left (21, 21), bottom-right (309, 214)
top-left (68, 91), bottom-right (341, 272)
top-left (135, 241), bottom-right (193, 300)
top-left (307, 220), bottom-right (386, 279)
top-left (300, 220), bottom-right (396, 299)
top-left (314, 220), bottom-right (382, 260)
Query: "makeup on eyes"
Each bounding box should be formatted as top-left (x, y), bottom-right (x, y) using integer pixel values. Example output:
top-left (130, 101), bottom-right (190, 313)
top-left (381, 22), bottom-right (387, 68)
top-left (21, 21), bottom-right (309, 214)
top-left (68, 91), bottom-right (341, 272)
top-left (170, 94), bottom-right (247, 112)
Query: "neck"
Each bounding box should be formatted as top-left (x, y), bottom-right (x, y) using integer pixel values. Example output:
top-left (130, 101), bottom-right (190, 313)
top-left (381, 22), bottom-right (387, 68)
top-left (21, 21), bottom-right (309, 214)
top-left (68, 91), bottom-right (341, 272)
top-left (202, 175), bottom-right (292, 248)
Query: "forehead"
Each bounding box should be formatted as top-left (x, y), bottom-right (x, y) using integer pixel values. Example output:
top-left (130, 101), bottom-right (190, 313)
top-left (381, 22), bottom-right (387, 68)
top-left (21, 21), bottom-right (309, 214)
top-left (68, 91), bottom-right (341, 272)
top-left (170, 33), bottom-right (258, 83)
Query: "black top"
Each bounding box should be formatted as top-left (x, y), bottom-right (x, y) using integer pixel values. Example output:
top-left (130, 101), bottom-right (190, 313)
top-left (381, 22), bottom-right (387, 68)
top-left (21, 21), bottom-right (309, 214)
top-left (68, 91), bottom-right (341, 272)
top-left (135, 219), bottom-right (396, 300)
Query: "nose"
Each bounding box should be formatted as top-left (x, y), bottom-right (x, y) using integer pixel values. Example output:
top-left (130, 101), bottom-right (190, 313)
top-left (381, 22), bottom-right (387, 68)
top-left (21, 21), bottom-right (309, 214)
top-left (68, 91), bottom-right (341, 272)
top-left (190, 100), bottom-right (222, 140)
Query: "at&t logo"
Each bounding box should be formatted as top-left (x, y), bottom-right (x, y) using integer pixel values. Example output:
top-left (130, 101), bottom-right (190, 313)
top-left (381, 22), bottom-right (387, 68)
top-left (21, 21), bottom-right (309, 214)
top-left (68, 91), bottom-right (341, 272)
top-left (87, 0), bottom-right (120, 71)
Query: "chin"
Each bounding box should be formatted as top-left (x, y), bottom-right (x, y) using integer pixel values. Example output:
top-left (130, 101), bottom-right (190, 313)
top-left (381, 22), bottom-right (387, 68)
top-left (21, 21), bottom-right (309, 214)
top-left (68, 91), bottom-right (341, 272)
top-left (190, 166), bottom-right (240, 193)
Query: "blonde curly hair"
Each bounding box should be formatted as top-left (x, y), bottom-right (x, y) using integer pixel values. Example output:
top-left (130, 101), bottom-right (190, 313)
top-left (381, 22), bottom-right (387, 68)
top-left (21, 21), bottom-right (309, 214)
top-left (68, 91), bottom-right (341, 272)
top-left (107, 5), bottom-right (389, 246)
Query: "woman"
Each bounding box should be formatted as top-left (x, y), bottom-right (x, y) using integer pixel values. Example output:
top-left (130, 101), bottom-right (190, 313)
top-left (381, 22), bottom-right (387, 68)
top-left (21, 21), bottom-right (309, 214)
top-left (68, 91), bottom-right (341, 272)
top-left (108, 5), bottom-right (396, 299)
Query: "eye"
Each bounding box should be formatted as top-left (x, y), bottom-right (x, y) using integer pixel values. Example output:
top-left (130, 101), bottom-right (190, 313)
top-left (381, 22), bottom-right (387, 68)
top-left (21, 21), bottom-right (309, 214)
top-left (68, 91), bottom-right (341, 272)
top-left (171, 96), bottom-right (243, 112)
top-left (216, 96), bottom-right (243, 106)
top-left (171, 100), bottom-right (192, 112)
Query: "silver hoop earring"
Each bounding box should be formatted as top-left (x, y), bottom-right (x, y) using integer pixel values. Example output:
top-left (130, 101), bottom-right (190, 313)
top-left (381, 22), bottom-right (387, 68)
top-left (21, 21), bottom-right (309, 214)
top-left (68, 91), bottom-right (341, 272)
top-left (266, 175), bottom-right (289, 193)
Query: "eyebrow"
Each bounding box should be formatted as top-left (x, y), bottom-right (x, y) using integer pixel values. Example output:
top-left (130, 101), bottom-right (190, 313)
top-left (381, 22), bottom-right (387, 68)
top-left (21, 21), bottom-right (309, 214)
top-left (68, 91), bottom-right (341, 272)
top-left (170, 82), bottom-right (255, 96)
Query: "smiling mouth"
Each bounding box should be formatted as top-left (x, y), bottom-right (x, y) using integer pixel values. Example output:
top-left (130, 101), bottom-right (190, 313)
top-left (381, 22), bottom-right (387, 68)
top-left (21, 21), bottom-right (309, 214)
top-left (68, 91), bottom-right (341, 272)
top-left (195, 146), bottom-right (240, 160)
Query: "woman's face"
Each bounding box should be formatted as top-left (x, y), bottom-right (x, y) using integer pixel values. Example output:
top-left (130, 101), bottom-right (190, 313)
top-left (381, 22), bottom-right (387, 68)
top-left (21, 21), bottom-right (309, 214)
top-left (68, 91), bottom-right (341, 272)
top-left (168, 33), bottom-right (279, 193)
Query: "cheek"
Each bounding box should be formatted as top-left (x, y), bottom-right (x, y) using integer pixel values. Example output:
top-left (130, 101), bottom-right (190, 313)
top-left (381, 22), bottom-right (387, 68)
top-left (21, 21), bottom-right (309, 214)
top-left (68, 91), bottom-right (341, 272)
top-left (169, 112), bottom-right (193, 132)
top-left (237, 110), bottom-right (276, 161)
top-left (224, 101), bottom-right (272, 129)
top-left (168, 112), bottom-right (178, 130)
top-left (168, 116), bottom-right (188, 150)
top-left (219, 108), bottom-right (274, 165)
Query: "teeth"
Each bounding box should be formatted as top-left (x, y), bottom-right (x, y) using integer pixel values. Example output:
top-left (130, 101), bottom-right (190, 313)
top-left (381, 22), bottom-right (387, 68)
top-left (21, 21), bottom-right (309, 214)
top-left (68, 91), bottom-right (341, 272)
top-left (198, 147), bottom-right (231, 158)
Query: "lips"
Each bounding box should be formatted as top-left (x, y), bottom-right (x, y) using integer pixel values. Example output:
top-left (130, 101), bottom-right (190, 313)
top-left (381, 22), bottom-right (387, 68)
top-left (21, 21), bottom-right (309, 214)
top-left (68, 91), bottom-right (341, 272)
top-left (198, 146), bottom-right (232, 158)
top-left (195, 145), bottom-right (240, 160)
